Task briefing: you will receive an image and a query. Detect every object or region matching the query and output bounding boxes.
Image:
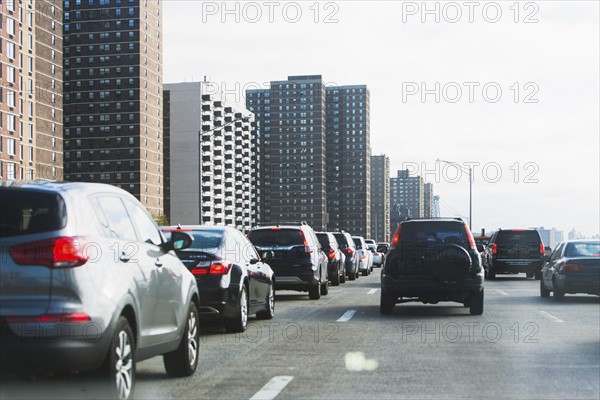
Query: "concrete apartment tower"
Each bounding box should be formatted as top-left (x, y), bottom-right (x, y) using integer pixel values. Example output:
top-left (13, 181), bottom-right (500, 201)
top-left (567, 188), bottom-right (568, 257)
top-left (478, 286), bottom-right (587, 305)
top-left (164, 81), bottom-right (256, 232)
top-left (370, 155), bottom-right (390, 243)
top-left (62, 0), bottom-right (163, 215)
top-left (1, 0), bottom-right (63, 182)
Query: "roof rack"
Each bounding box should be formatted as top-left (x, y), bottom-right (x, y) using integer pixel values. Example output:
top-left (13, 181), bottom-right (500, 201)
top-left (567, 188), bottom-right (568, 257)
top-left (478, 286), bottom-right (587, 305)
top-left (404, 217), bottom-right (465, 222)
top-left (253, 221), bottom-right (309, 227)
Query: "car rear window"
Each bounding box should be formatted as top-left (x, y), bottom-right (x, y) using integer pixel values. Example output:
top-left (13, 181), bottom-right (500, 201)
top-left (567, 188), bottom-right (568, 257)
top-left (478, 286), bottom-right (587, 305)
top-left (353, 238), bottom-right (364, 249)
top-left (163, 229), bottom-right (224, 249)
top-left (316, 234), bottom-right (330, 249)
top-left (248, 229), bottom-right (305, 246)
top-left (496, 230), bottom-right (541, 245)
top-left (333, 234), bottom-right (349, 247)
top-left (564, 242), bottom-right (600, 257)
top-left (0, 189), bottom-right (67, 237)
top-left (399, 222), bottom-right (467, 245)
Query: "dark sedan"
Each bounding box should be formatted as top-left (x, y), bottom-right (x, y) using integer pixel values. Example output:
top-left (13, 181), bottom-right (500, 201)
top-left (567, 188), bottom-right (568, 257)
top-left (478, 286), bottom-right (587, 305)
top-left (540, 240), bottom-right (600, 299)
top-left (162, 226), bottom-right (275, 332)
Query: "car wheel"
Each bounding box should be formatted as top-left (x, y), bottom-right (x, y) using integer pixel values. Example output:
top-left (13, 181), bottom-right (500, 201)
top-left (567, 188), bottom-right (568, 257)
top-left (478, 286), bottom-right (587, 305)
top-left (534, 270), bottom-right (542, 280)
top-left (431, 245), bottom-right (471, 284)
top-left (469, 289), bottom-right (484, 315)
top-left (320, 278), bottom-right (329, 296)
top-left (164, 302), bottom-right (200, 377)
top-left (340, 269), bottom-right (346, 284)
top-left (309, 284), bottom-right (321, 300)
top-left (224, 285), bottom-right (248, 332)
top-left (553, 280), bottom-right (565, 300)
top-left (487, 267), bottom-right (496, 280)
top-left (100, 316), bottom-right (135, 400)
top-left (256, 285), bottom-right (275, 320)
top-left (362, 269), bottom-right (368, 276)
top-left (330, 266), bottom-right (340, 286)
top-left (526, 271), bottom-right (534, 279)
top-left (540, 279), bottom-right (550, 298)
top-left (380, 291), bottom-right (396, 315)
top-left (348, 271), bottom-right (356, 281)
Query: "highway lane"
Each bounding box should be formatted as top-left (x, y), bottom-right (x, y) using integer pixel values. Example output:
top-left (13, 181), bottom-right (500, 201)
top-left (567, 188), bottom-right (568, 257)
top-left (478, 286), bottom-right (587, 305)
top-left (2, 271), bottom-right (599, 399)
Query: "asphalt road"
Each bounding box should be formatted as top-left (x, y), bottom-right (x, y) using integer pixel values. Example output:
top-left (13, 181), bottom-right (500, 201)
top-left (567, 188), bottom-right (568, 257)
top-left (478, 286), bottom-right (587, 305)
top-left (2, 270), bottom-right (599, 399)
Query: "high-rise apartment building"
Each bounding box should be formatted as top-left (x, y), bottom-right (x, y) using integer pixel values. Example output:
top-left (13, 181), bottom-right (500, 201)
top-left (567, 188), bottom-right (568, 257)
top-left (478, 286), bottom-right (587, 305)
top-left (246, 76), bottom-right (371, 234)
top-left (370, 155), bottom-right (390, 243)
top-left (326, 84), bottom-right (371, 238)
top-left (164, 81), bottom-right (256, 232)
top-left (62, 0), bottom-right (163, 214)
top-left (423, 182), bottom-right (434, 218)
top-left (246, 75), bottom-right (328, 230)
top-left (1, 0), bottom-right (63, 182)
top-left (390, 169), bottom-right (424, 220)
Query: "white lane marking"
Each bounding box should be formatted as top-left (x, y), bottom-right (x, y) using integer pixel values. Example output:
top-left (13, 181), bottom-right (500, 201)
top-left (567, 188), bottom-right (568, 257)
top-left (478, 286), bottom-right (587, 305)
top-left (249, 376), bottom-right (294, 400)
top-left (367, 289), bottom-right (378, 294)
top-left (494, 289), bottom-right (510, 296)
top-left (337, 310), bottom-right (357, 322)
top-left (539, 311), bottom-right (564, 323)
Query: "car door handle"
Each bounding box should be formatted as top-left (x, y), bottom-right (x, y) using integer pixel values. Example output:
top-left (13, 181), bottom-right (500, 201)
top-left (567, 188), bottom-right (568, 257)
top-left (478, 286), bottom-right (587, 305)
top-left (155, 258), bottom-right (163, 267)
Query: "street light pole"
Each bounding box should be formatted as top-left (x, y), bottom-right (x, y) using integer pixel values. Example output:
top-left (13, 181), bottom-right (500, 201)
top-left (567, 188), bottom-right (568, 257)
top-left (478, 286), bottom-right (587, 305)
top-left (436, 159), bottom-right (473, 231)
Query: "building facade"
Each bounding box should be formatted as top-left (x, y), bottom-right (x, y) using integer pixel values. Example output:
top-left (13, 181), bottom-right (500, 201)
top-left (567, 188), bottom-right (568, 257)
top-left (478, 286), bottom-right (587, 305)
top-left (423, 182), bottom-right (434, 218)
top-left (1, 0), bottom-right (63, 182)
top-left (246, 75), bottom-right (328, 230)
top-left (390, 169), bottom-right (424, 221)
top-left (62, 0), bottom-right (163, 214)
top-left (370, 155), bottom-right (390, 242)
top-left (164, 81), bottom-right (255, 232)
top-left (326, 84), bottom-right (371, 238)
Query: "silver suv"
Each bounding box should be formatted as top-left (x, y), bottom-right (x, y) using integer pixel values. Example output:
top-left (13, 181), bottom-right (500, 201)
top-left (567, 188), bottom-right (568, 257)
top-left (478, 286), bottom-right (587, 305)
top-left (0, 182), bottom-right (200, 399)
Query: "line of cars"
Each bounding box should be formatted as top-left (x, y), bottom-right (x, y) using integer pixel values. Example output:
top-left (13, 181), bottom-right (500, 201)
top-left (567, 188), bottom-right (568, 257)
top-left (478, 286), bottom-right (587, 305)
top-left (0, 182), bottom-right (391, 399)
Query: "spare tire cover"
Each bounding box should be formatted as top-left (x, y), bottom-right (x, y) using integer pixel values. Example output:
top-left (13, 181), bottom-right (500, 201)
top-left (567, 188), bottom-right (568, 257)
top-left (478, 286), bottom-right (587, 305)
top-left (429, 244), bottom-right (472, 284)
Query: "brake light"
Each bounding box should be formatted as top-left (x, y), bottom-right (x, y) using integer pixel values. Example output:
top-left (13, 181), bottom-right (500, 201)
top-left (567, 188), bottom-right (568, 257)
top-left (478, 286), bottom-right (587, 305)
top-left (328, 249), bottom-right (335, 260)
top-left (271, 227), bottom-right (282, 230)
top-left (539, 243), bottom-right (545, 255)
top-left (390, 226), bottom-right (402, 249)
top-left (301, 231), bottom-right (312, 253)
top-left (10, 237), bottom-right (90, 269)
top-left (6, 312), bottom-right (91, 323)
top-left (361, 254), bottom-right (366, 260)
top-left (346, 248), bottom-right (354, 255)
top-left (562, 263), bottom-right (586, 273)
top-left (464, 224), bottom-right (476, 250)
top-left (492, 243), bottom-right (497, 255)
top-left (209, 261), bottom-right (233, 275)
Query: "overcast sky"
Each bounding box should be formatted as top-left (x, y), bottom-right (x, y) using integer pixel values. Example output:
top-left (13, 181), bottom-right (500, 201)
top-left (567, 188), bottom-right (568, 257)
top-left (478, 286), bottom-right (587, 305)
top-left (162, 1), bottom-right (599, 238)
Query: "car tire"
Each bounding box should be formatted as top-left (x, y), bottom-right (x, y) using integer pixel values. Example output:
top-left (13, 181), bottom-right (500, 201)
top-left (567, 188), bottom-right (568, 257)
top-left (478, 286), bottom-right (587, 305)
top-left (487, 267), bottom-right (496, 280)
top-left (164, 302), bottom-right (200, 377)
top-left (553, 280), bottom-right (565, 300)
top-left (348, 271), bottom-right (356, 281)
top-left (330, 266), bottom-right (340, 286)
top-left (256, 285), bottom-right (275, 320)
top-left (526, 271), bottom-right (534, 279)
top-left (380, 291), bottom-right (396, 315)
top-left (362, 269), bottom-right (368, 276)
top-left (540, 279), bottom-right (550, 298)
top-left (534, 270), bottom-right (542, 280)
top-left (340, 270), bottom-right (346, 284)
top-left (99, 316), bottom-right (136, 400)
top-left (309, 284), bottom-right (321, 300)
top-left (431, 244), bottom-right (471, 284)
top-left (224, 285), bottom-right (248, 332)
top-left (320, 278), bottom-right (329, 296)
top-left (469, 289), bottom-right (484, 315)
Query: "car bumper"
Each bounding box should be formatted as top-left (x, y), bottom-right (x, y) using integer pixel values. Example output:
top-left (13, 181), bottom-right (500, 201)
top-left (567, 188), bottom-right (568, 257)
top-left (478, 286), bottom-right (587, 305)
top-left (381, 273), bottom-right (484, 300)
top-left (274, 273), bottom-right (319, 291)
top-left (558, 275), bottom-right (600, 295)
top-left (491, 259), bottom-right (542, 273)
top-left (197, 284), bottom-right (243, 319)
top-left (0, 320), bottom-right (112, 373)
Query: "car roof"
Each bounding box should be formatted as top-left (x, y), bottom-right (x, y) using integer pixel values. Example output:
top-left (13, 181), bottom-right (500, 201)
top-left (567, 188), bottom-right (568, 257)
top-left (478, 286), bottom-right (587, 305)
top-left (0, 181), bottom-right (136, 200)
top-left (162, 225), bottom-right (230, 232)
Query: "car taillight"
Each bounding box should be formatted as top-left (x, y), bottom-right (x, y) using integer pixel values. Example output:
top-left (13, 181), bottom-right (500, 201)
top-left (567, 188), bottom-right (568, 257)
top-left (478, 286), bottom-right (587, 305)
top-left (6, 312), bottom-right (91, 323)
top-left (390, 226), bottom-right (402, 249)
top-left (191, 260), bottom-right (233, 276)
top-left (492, 243), bottom-right (497, 255)
top-left (464, 224), bottom-right (476, 250)
top-left (328, 249), bottom-right (335, 260)
top-left (301, 232), bottom-right (312, 253)
top-left (10, 237), bottom-right (90, 269)
top-left (539, 243), bottom-right (545, 255)
top-left (361, 254), bottom-right (366, 259)
top-left (561, 263), bottom-right (586, 273)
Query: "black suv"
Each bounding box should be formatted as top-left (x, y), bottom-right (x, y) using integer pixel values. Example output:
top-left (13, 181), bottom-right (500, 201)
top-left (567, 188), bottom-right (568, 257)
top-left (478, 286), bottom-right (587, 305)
top-left (247, 223), bottom-right (329, 300)
top-left (380, 218), bottom-right (484, 315)
top-left (486, 229), bottom-right (545, 280)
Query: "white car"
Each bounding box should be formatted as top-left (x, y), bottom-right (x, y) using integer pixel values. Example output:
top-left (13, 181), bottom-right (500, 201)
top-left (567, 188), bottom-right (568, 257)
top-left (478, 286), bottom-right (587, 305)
top-left (353, 236), bottom-right (373, 276)
top-left (368, 243), bottom-right (384, 267)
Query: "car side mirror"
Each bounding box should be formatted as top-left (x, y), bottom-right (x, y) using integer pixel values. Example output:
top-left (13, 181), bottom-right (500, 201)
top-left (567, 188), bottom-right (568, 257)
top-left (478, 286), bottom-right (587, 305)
top-left (165, 231), bottom-right (193, 252)
top-left (249, 258), bottom-right (260, 265)
top-left (476, 244), bottom-right (485, 253)
top-left (261, 250), bottom-right (275, 262)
